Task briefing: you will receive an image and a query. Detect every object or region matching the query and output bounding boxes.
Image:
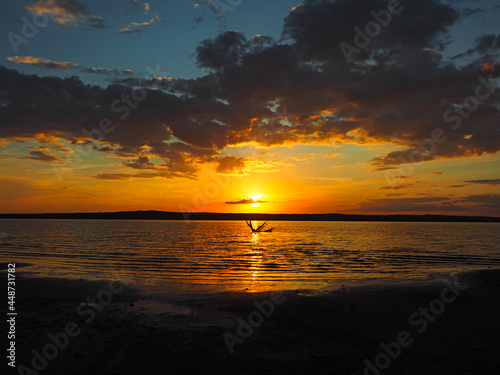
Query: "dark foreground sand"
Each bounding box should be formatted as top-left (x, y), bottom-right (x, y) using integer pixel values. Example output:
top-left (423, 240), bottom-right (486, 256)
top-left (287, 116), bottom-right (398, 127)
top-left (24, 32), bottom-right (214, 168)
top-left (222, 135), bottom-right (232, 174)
top-left (6, 269), bottom-right (500, 375)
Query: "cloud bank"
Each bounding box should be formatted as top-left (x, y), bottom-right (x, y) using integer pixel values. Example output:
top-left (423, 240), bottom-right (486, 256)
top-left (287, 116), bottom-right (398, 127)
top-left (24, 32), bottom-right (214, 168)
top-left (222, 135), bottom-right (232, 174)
top-left (1, 0), bottom-right (499, 180)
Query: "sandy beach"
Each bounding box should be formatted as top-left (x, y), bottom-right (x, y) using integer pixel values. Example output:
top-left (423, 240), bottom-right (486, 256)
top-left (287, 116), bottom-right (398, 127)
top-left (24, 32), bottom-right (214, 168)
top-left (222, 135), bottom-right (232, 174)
top-left (6, 268), bottom-right (500, 375)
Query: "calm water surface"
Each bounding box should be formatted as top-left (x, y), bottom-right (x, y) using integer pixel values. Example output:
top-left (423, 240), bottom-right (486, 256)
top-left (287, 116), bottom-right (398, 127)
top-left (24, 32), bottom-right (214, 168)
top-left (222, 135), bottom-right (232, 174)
top-left (1, 219), bottom-right (499, 293)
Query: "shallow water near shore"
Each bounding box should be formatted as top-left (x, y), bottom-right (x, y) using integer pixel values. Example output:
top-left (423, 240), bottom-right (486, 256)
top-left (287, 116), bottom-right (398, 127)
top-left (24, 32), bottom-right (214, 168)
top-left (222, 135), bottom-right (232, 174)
top-left (1, 219), bottom-right (500, 294)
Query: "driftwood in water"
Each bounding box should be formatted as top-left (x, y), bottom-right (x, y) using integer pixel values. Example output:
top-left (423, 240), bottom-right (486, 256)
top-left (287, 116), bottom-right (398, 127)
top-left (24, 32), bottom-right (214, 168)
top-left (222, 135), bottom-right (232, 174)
top-left (246, 220), bottom-right (275, 233)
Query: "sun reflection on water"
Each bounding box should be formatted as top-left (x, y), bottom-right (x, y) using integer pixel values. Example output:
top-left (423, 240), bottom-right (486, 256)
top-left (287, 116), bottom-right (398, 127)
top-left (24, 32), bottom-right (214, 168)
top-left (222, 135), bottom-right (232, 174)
top-left (251, 232), bottom-right (260, 249)
top-left (246, 232), bottom-right (264, 291)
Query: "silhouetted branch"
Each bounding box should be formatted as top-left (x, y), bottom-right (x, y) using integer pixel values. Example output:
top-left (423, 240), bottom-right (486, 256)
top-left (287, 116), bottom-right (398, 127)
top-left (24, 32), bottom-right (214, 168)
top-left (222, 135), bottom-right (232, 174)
top-left (245, 220), bottom-right (274, 233)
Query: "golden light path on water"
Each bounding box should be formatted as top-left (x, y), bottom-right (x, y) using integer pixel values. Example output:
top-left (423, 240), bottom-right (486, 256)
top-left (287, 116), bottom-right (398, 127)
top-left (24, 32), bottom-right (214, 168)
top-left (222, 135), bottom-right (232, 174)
top-left (1, 220), bottom-right (500, 294)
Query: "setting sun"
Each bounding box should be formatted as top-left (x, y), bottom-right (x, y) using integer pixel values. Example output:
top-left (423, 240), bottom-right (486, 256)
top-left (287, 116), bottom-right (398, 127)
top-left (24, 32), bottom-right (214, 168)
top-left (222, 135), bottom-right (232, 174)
top-left (250, 194), bottom-right (262, 207)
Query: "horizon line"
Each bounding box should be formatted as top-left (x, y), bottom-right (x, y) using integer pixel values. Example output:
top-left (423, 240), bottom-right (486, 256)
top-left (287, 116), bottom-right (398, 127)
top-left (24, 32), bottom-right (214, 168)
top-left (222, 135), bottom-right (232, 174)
top-left (1, 211), bottom-right (499, 221)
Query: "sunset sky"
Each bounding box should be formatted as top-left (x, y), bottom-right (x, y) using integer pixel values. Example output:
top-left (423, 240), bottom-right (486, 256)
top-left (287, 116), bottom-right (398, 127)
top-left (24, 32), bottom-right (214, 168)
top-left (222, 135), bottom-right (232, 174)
top-left (0, 0), bottom-right (499, 215)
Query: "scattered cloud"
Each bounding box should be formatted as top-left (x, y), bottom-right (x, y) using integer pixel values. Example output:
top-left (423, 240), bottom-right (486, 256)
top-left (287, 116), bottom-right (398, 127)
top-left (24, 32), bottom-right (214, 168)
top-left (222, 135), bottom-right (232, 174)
top-left (378, 182), bottom-right (413, 190)
top-left (28, 145), bottom-right (70, 153)
top-left (131, 0), bottom-right (151, 14)
top-left (6, 56), bottom-right (78, 69)
top-left (26, 0), bottom-right (106, 29)
top-left (118, 14), bottom-right (164, 34)
top-left (6, 56), bottom-right (133, 76)
top-left (323, 153), bottom-right (340, 158)
top-left (192, 14), bottom-right (206, 28)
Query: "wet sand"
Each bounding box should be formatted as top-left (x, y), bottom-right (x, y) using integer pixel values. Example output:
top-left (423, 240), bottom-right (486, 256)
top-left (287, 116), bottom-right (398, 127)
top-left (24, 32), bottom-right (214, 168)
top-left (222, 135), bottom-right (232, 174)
top-left (8, 269), bottom-right (500, 375)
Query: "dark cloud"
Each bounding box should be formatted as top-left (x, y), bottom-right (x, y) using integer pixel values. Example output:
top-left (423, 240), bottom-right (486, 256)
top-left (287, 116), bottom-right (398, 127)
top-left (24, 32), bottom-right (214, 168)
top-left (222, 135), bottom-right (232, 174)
top-left (192, 14), bottom-right (207, 28)
top-left (459, 8), bottom-right (485, 18)
top-left (92, 173), bottom-right (133, 180)
top-left (378, 182), bottom-right (413, 190)
top-left (456, 194), bottom-right (500, 213)
top-left (282, 0), bottom-right (459, 62)
top-left (452, 34), bottom-right (500, 59)
top-left (215, 156), bottom-right (245, 174)
top-left (458, 193), bottom-right (500, 205)
top-left (196, 31), bottom-right (247, 69)
top-left (122, 156), bottom-right (157, 170)
top-left (0, 66), bottom-right (216, 178)
top-left (465, 178), bottom-right (500, 185)
top-left (225, 199), bottom-right (267, 205)
top-left (80, 67), bottom-right (134, 76)
top-left (19, 150), bottom-right (63, 163)
top-left (93, 146), bottom-right (113, 152)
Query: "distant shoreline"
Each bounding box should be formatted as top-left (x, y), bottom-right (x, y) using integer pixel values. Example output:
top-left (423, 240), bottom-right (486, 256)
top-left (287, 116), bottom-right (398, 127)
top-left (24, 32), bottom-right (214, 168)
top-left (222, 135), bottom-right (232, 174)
top-left (1, 211), bottom-right (499, 222)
